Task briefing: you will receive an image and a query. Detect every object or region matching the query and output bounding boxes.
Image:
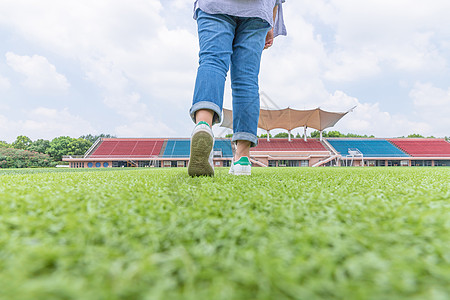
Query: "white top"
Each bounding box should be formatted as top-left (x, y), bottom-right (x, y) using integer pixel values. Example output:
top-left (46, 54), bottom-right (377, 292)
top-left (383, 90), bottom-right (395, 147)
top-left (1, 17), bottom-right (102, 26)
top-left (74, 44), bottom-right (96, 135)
top-left (193, 0), bottom-right (287, 37)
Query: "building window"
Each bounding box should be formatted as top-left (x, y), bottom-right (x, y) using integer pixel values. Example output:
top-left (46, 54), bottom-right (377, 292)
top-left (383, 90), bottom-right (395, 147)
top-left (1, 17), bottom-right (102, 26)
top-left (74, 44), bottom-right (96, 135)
top-left (223, 160), bottom-right (231, 167)
top-left (95, 162), bottom-right (101, 168)
top-left (112, 161), bottom-right (127, 168)
top-left (412, 160), bottom-right (432, 167)
top-left (138, 161), bottom-right (149, 167)
top-left (88, 162), bottom-right (93, 168)
top-left (103, 162), bottom-right (109, 168)
top-left (268, 161), bottom-right (277, 167)
top-left (388, 160), bottom-right (401, 167)
top-left (278, 160), bottom-right (299, 167)
top-left (413, 160), bottom-right (424, 167)
top-left (289, 160), bottom-right (300, 167)
top-left (367, 160), bottom-right (376, 167)
top-left (434, 160), bottom-right (448, 167)
top-left (300, 160), bottom-right (309, 167)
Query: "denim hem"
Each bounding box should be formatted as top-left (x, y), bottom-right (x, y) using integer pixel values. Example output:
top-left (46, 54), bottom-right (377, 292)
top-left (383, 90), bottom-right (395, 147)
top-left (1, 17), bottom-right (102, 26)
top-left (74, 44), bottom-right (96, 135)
top-left (232, 132), bottom-right (258, 148)
top-left (189, 101), bottom-right (222, 125)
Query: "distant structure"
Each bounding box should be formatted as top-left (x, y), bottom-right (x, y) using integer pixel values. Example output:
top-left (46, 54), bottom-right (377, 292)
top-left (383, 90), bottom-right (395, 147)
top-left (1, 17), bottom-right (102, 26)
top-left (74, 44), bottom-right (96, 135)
top-left (63, 137), bottom-right (450, 168)
top-left (221, 106), bottom-right (354, 142)
top-left (62, 91), bottom-right (449, 168)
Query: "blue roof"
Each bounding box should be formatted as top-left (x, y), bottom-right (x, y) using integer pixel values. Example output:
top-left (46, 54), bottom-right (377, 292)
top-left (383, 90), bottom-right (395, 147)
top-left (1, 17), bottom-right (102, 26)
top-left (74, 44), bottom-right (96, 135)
top-left (162, 139), bottom-right (233, 158)
top-left (327, 139), bottom-right (409, 157)
top-left (163, 140), bottom-right (190, 157)
top-left (213, 140), bottom-right (233, 158)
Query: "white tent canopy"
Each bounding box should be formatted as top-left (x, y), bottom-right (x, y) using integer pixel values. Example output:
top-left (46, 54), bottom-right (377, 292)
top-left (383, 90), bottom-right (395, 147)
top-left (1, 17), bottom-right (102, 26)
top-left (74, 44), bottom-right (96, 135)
top-left (221, 107), bottom-right (353, 132)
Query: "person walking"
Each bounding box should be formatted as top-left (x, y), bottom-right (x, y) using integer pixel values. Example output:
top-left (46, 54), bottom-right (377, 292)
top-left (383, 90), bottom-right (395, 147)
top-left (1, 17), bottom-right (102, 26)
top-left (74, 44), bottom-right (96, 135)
top-left (188, 0), bottom-right (287, 177)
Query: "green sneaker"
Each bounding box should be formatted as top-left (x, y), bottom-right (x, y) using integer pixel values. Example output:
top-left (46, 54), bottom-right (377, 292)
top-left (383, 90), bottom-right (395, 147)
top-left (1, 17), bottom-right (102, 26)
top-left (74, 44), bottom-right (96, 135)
top-left (229, 156), bottom-right (251, 176)
top-left (188, 121), bottom-right (214, 177)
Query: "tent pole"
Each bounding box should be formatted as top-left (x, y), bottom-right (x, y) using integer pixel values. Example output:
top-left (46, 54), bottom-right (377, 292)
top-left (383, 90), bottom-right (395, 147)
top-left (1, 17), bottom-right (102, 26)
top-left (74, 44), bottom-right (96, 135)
top-left (320, 130), bottom-right (323, 141)
top-left (288, 130), bottom-right (291, 142)
top-left (304, 127), bottom-right (307, 142)
top-left (267, 130), bottom-right (270, 142)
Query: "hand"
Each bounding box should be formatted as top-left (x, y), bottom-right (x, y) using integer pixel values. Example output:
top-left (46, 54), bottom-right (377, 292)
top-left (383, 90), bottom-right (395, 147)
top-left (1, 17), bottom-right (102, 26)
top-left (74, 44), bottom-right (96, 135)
top-left (264, 28), bottom-right (274, 49)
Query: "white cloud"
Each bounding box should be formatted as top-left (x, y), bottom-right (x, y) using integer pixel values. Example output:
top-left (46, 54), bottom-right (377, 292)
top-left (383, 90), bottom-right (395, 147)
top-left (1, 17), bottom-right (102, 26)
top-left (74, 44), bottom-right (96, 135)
top-left (104, 93), bottom-right (147, 120)
top-left (256, 0), bottom-right (449, 137)
top-left (0, 1), bottom-right (164, 57)
top-left (0, 114), bottom-right (10, 131)
top-left (259, 13), bottom-right (329, 108)
top-left (294, 0), bottom-right (449, 81)
top-left (115, 117), bottom-right (175, 137)
top-left (0, 107), bottom-right (96, 142)
top-left (5, 52), bottom-right (69, 91)
top-left (410, 82), bottom-right (450, 136)
top-left (0, 0), bottom-right (195, 136)
top-left (1, 0), bottom-right (449, 140)
top-left (323, 91), bottom-right (432, 137)
top-left (324, 50), bottom-right (381, 82)
top-left (0, 0), bottom-right (197, 102)
top-left (0, 74), bottom-right (10, 90)
top-left (21, 107), bottom-right (95, 139)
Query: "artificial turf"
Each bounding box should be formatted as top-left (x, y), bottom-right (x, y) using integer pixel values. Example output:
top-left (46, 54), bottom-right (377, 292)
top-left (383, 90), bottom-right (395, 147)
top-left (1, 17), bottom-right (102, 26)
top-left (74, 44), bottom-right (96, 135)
top-left (0, 167), bottom-right (449, 300)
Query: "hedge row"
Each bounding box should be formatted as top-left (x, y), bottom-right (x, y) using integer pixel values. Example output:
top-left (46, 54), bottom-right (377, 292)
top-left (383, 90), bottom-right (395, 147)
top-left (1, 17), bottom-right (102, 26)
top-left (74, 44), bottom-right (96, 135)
top-left (0, 148), bottom-right (56, 168)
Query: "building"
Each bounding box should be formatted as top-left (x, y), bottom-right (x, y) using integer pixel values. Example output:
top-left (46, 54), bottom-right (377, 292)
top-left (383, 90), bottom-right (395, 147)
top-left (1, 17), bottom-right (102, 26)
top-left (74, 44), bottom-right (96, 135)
top-left (63, 137), bottom-right (450, 168)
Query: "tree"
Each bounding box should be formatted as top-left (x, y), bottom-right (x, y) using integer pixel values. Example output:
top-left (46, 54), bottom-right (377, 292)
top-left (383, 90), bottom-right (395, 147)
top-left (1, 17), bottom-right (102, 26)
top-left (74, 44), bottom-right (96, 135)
top-left (310, 131), bottom-right (321, 138)
top-left (12, 135), bottom-right (32, 150)
top-left (79, 133), bottom-right (116, 144)
top-left (407, 134), bottom-right (424, 138)
top-left (28, 139), bottom-right (50, 154)
top-left (259, 133), bottom-right (273, 138)
top-left (274, 132), bottom-right (294, 138)
top-left (67, 138), bottom-right (92, 156)
top-left (0, 147), bottom-right (55, 168)
top-left (327, 131), bottom-right (343, 138)
top-left (0, 141), bottom-right (11, 148)
top-left (46, 136), bottom-right (92, 161)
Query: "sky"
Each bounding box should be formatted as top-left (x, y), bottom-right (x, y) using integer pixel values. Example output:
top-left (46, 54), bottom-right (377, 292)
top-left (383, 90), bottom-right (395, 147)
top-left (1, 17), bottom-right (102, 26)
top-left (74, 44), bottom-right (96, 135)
top-left (1, 0), bottom-right (450, 143)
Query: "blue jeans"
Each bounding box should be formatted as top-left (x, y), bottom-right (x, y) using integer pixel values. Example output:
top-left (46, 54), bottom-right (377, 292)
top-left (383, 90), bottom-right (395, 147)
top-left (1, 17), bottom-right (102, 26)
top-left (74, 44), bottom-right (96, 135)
top-left (190, 10), bottom-right (270, 147)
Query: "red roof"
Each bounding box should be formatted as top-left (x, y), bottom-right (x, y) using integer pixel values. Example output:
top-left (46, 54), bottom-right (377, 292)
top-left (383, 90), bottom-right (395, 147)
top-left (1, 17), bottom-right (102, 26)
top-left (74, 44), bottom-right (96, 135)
top-left (89, 138), bottom-right (164, 158)
top-left (389, 139), bottom-right (450, 157)
top-left (253, 138), bottom-right (327, 151)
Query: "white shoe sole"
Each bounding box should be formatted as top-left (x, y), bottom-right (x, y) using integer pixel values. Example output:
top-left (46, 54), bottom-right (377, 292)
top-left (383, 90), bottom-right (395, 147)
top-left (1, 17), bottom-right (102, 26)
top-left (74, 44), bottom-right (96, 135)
top-left (188, 130), bottom-right (214, 177)
top-left (230, 164), bottom-right (251, 176)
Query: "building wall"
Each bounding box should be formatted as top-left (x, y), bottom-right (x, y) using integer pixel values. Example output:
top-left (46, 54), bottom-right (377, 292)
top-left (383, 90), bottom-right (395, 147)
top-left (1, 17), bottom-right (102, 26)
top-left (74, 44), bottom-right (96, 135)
top-left (65, 158), bottom-right (450, 168)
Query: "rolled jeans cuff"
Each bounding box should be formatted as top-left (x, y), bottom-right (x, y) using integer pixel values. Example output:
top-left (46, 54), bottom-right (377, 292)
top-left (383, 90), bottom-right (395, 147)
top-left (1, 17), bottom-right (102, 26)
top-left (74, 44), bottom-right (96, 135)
top-left (232, 132), bottom-right (258, 148)
top-left (189, 101), bottom-right (222, 125)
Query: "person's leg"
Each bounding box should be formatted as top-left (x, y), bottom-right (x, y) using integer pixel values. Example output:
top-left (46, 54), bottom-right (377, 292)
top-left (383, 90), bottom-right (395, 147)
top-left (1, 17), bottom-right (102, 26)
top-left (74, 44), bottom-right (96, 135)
top-left (230, 17), bottom-right (271, 159)
top-left (188, 11), bottom-right (236, 176)
top-left (235, 140), bottom-right (251, 159)
top-left (195, 109), bottom-right (214, 127)
top-left (190, 10), bottom-right (236, 125)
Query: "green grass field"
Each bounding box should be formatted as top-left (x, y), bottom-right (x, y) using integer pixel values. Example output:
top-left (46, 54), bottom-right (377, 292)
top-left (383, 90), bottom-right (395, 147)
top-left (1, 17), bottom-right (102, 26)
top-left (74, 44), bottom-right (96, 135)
top-left (0, 167), bottom-right (449, 300)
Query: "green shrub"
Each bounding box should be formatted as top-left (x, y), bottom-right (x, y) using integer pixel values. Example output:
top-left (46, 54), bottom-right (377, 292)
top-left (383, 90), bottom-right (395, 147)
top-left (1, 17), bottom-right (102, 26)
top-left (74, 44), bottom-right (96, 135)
top-left (0, 148), bottom-right (55, 168)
